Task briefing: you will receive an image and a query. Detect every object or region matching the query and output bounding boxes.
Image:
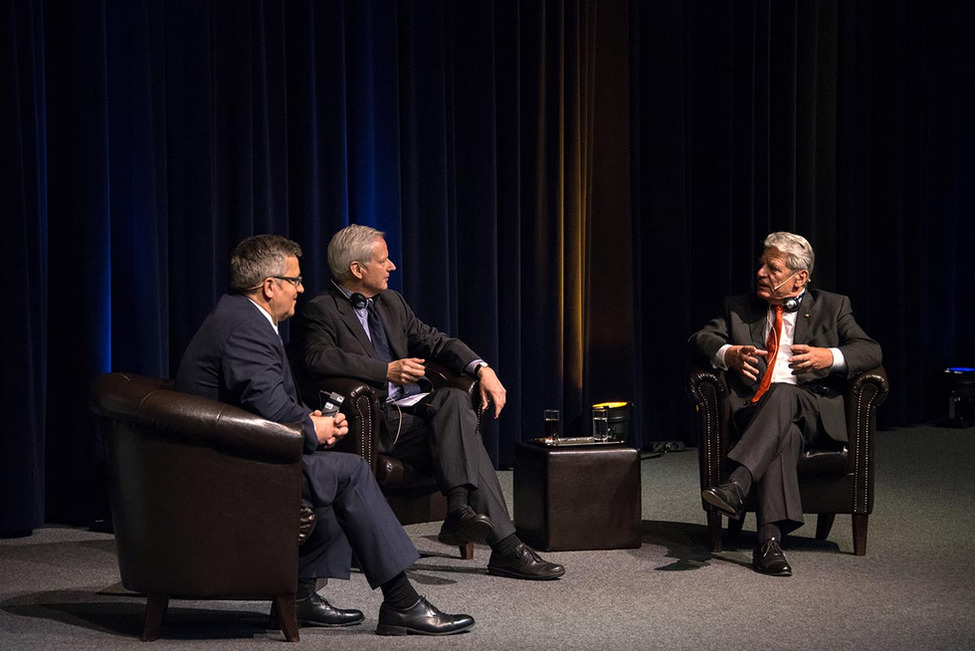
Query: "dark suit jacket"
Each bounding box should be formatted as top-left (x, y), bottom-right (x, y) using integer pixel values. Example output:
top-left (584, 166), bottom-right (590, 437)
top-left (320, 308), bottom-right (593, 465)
top-left (301, 285), bottom-right (480, 387)
top-left (688, 289), bottom-right (882, 442)
top-left (176, 293), bottom-right (319, 454)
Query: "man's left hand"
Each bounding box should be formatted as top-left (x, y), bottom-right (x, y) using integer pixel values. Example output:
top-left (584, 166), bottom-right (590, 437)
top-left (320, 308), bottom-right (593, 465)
top-left (310, 410), bottom-right (349, 448)
top-left (788, 344), bottom-right (834, 375)
top-left (477, 366), bottom-right (507, 419)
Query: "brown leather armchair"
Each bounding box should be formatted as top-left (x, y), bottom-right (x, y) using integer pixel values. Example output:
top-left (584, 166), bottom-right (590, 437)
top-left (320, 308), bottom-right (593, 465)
top-left (90, 372), bottom-right (305, 642)
top-left (300, 360), bottom-right (482, 560)
top-left (688, 364), bottom-right (889, 555)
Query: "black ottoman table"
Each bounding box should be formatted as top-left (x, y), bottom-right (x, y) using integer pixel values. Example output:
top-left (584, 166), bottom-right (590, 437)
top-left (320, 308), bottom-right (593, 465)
top-left (513, 440), bottom-right (642, 551)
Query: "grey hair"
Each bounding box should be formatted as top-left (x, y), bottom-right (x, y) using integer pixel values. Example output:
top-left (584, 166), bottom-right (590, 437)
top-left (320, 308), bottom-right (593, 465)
top-left (764, 231), bottom-right (815, 277)
top-left (230, 235), bottom-right (303, 293)
top-left (328, 224), bottom-right (386, 282)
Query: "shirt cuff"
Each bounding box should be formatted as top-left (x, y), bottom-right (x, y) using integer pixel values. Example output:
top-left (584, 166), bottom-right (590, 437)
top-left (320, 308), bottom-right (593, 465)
top-left (713, 345), bottom-right (732, 370)
top-left (829, 347), bottom-right (846, 372)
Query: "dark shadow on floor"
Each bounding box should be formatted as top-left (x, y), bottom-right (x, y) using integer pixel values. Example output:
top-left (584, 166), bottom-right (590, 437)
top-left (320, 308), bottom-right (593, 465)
top-left (1, 590), bottom-right (306, 641)
top-left (637, 520), bottom-right (713, 571)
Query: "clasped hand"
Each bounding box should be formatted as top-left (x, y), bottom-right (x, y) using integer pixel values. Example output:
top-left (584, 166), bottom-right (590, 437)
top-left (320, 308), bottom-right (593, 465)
top-left (310, 410), bottom-right (349, 448)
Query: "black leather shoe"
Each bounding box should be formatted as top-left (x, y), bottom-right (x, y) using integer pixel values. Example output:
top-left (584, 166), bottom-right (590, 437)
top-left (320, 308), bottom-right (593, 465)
top-left (292, 592), bottom-right (364, 627)
top-left (752, 537), bottom-right (792, 577)
top-left (702, 480), bottom-right (745, 520)
top-left (487, 543), bottom-right (565, 580)
top-left (376, 596), bottom-right (475, 636)
top-left (437, 506), bottom-right (494, 546)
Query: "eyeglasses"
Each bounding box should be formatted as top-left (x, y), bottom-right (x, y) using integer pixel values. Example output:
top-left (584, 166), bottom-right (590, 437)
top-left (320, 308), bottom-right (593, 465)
top-left (271, 275), bottom-right (303, 288)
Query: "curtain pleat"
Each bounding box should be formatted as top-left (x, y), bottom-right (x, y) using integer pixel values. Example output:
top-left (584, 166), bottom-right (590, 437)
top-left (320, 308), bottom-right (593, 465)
top-left (3, 0), bottom-right (973, 531)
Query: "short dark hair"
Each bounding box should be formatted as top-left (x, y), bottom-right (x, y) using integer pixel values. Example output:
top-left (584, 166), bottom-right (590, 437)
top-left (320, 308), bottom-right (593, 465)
top-left (230, 235), bottom-right (302, 293)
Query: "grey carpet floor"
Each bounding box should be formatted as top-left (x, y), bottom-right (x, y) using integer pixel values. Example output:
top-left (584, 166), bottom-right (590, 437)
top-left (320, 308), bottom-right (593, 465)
top-left (2, 426), bottom-right (974, 650)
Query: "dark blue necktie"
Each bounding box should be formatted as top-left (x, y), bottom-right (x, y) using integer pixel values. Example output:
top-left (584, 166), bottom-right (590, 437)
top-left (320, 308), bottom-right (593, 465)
top-left (367, 299), bottom-right (393, 363)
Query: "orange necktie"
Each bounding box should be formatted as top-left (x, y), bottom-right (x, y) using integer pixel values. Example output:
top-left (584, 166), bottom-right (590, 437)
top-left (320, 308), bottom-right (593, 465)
top-left (752, 304), bottom-right (784, 403)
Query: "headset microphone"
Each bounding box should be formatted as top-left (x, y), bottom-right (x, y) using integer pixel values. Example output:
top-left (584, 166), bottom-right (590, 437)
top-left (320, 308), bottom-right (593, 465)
top-left (771, 272), bottom-right (798, 293)
top-left (770, 272), bottom-right (803, 313)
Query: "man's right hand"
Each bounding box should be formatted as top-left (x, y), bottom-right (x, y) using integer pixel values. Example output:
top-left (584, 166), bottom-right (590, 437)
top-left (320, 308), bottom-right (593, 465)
top-left (386, 357), bottom-right (426, 385)
top-left (310, 411), bottom-right (349, 448)
top-left (725, 345), bottom-right (768, 382)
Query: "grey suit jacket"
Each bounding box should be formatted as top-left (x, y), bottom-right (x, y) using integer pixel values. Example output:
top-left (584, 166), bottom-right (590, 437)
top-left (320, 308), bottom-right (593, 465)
top-left (688, 289), bottom-right (882, 442)
top-left (301, 285), bottom-right (480, 387)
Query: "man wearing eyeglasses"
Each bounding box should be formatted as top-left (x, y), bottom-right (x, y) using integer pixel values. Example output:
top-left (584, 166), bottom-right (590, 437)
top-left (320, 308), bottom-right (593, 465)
top-left (176, 235), bottom-right (474, 636)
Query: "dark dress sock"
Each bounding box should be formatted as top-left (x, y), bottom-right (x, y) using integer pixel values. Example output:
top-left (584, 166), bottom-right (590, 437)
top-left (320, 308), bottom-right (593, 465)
top-left (380, 572), bottom-right (420, 610)
top-left (297, 578), bottom-right (318, 599)
top-left (493, 533), bottom-right (522, 557)
top-left (730, 465), bottom-right (754, 496)
top-left (446, 486), bottom-right (469, 513)
top-left (757, 522), bottom-right (782, 544)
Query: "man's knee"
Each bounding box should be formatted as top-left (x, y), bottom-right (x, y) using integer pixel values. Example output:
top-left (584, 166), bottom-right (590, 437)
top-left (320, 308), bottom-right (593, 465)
top-left (321, 451), bottom-right (372, 481)
top-left (437, 386), bottom-right (472, 410)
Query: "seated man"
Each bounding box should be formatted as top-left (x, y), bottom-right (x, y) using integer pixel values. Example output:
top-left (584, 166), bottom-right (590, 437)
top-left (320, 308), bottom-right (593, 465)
top-left (689, 231), bottom-right (882, 576)
top-left (176, 234), bottom-right (474, 636)
top-left (299, 224), bottom-right (564, 581)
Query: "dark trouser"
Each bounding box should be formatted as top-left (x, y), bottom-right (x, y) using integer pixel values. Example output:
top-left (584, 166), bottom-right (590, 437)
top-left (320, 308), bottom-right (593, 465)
top-left (728, 383), bottom-right (835, 534)
top-left (382, 387), bottom-right (517, 545)
top-left (299, 451), bottom-right (419, 589)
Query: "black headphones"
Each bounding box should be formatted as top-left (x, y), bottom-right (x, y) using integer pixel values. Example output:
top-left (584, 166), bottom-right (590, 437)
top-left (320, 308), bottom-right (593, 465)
top-left (782, 294), bottom-right (803, 313)
top-left (349, 292), bottom-right (368, 309)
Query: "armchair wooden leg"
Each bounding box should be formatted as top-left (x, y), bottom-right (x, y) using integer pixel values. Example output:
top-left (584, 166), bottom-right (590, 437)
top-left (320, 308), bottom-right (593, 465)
top-left (142, 593), bottom-right (169, 641)
top-left (852, 514), bottom-right (868, 556)
top-left (707, 510), bottom-right (723, 552)
top-left (815, 513), bottom-right (836, 541)
top-left (458, 542), bottom-right (474, 560)
top-left (272, 594), bottom-right (300, 642)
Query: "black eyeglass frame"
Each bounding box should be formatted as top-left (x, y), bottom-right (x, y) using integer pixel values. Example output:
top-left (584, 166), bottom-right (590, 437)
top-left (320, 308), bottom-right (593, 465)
top-left (270, 275), bottom-right (303, 287)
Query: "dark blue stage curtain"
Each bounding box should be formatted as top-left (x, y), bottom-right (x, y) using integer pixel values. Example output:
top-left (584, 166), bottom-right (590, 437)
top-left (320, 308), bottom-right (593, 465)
top-left (3, 0), bottom-right (974, 533)
top-left (2, 0), bottom-right (622, 532)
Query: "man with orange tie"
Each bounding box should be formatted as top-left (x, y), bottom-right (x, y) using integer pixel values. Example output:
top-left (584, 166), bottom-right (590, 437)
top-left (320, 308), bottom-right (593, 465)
top-left (689, 232), bottom-right (882, 576)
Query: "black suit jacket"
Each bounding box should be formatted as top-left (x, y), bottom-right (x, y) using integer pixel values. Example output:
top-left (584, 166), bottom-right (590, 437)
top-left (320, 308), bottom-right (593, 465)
top-left (176, 293), bottom-right (319, 453)
top-left (300, 285), bottom-right (480, 387)
top-left (688, 289), bottom-right (882, 441)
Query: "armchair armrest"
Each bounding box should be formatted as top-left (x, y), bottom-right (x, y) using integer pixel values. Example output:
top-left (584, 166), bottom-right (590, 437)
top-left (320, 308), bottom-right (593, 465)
top-left (424, 360), bottom-right (484, 432)
top-left (844, 366), bottom-right (889, 450)
top-left (843, 366), bottom-right (889, 502)
top-left (305, 376), bottom-right (382, 472)
top-left (687, 362), bottom-right (730, 492)
top-left (424, 360), bottom-right (477, 398)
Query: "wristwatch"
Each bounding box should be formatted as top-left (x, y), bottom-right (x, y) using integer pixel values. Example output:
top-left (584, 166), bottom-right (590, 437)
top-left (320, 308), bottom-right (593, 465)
top-left (473, 362), bottom-right (489, 377)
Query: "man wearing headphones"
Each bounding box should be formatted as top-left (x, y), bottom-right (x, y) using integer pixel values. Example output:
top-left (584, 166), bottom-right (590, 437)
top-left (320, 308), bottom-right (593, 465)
top-left (689, 232), bottom-right (882, 576)
top-left (299, 224), bottom-right (564, 581)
